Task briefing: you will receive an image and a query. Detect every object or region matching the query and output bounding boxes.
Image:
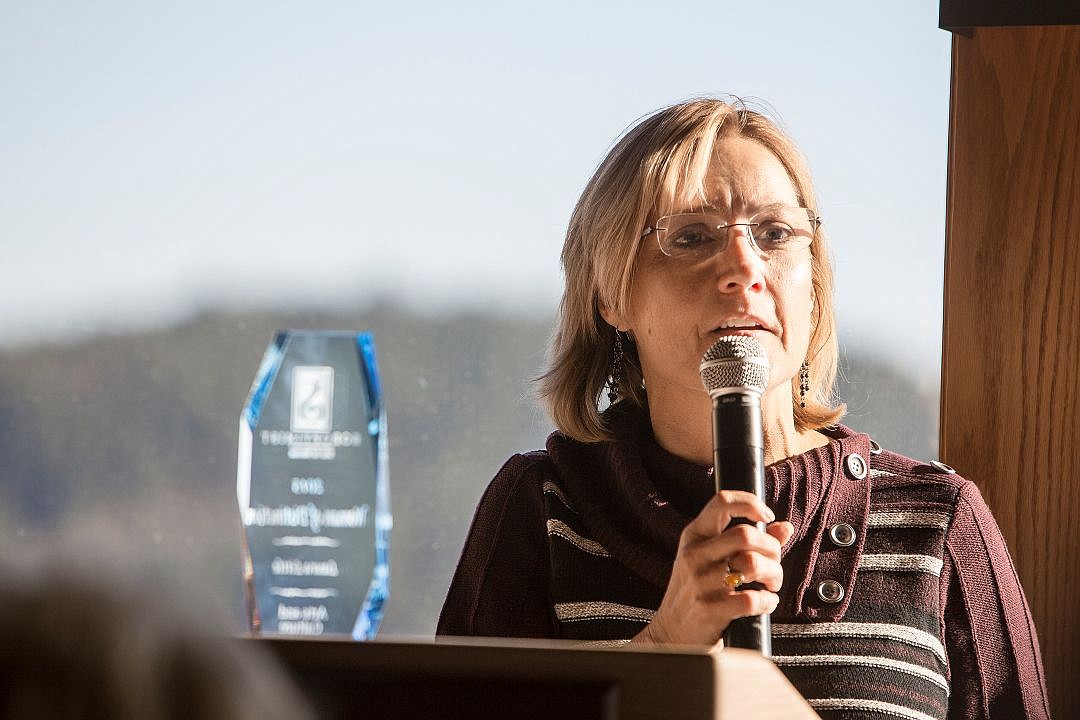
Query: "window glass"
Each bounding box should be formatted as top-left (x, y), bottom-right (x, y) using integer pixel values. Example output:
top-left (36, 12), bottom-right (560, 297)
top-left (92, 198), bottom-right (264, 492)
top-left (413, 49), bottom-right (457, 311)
top-left (0, 2), bottom-right (949, 634)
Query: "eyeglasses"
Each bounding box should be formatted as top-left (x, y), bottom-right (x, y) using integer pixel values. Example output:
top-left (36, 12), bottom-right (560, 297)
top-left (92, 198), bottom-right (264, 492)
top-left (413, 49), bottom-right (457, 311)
top-left (641, 206), bottom-right (821, 261)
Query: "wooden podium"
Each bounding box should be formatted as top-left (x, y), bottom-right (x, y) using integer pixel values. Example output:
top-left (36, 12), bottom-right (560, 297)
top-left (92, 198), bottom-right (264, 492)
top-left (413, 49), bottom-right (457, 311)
top-left (255, 636), bottom-right (819, 720)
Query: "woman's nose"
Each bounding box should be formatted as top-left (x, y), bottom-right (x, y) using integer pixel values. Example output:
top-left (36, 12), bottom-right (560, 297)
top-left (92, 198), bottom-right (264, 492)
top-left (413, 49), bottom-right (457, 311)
top-left (716, 225), bottom-right (766, 293)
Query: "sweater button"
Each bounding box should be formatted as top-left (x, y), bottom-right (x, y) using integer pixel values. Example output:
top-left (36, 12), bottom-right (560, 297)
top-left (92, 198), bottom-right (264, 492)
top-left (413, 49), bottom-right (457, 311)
top-left (828, 523), bottom-right (857, 547)
top-left (817, 580), bottom-right (845, 604)
top-left (930, 460), bottom-right (956, 474)
top-left (845, 453), bottom-right (868, 480)
top-left (869, 439), bottom-right (882, 455)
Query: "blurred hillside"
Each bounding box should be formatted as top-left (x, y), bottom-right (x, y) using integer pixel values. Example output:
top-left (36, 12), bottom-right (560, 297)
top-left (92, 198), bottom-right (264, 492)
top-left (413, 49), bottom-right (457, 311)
top-left (0, 307), bottom-right (936, 635)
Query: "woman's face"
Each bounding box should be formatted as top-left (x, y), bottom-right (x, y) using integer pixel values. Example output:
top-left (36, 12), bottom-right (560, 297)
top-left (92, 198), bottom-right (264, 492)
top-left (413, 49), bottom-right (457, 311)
top-left (614, 136), bottom-right (815, 408)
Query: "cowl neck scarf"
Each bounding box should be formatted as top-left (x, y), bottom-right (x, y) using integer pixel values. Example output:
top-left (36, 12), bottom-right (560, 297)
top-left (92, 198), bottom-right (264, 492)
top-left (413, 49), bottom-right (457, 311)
top-left (545, 402), bottom-right (846, 592)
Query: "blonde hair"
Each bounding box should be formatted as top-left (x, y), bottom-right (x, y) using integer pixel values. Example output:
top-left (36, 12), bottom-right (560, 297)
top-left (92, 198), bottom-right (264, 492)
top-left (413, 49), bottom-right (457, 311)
top-left (537, 97), bottom-right (845, 442)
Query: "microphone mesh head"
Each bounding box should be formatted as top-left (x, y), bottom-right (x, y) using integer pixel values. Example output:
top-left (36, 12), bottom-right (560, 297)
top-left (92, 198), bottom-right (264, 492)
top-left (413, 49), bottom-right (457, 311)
top-left (699, 336), bottom-right (770, 396)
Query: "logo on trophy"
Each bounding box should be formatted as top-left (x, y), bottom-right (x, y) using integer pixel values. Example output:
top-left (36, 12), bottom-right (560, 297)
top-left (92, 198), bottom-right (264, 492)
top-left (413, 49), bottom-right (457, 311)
top-left (237, 332), bottom-right (390, 639)
top-left (291, 366), bottom-right (334, 433)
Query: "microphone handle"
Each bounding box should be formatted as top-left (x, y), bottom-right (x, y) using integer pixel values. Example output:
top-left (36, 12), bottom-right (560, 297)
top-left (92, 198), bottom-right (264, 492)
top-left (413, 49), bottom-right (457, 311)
top-left (712, 392), bottom-right (772, 656)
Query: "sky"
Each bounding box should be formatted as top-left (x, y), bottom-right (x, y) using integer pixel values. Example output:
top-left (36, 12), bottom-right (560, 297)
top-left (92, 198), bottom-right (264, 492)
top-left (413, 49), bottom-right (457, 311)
top-left (0, 1), bottom-right (951, 382)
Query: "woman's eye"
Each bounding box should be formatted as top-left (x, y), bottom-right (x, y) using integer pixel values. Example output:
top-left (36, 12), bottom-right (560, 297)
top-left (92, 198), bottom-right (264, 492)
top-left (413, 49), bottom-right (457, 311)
top-left (753, 222), bottom-right (794, 247)
top-left (669, 227), bottom-right (715, 248)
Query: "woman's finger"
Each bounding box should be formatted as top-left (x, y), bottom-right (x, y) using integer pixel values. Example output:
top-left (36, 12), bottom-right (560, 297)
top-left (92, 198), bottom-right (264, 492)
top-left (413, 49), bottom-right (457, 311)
top-left (720, 552), bottom-right (784, 592)
top-left (684, 523), bottom-right (784, 570)
top-left (683, 491), bottom-right (774, 542)
top-left (766, 520), bottom-right (795, 548)
top-left (707, 588), bottom-right (780, 619)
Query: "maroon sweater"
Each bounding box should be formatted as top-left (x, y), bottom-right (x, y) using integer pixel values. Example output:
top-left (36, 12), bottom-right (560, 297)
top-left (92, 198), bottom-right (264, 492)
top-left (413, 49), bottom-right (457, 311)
top-left (438, 405), bottom-right (1050, 720)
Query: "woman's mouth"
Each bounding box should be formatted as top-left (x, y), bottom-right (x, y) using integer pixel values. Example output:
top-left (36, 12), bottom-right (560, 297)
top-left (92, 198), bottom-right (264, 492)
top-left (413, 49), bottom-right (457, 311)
top-left (713, 317), bottom-right (769, 334)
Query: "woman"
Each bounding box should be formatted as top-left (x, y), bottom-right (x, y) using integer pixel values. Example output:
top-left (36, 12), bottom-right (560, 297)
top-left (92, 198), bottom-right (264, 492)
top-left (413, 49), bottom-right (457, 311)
top-left (437, 98), bottom-right (1050, 720)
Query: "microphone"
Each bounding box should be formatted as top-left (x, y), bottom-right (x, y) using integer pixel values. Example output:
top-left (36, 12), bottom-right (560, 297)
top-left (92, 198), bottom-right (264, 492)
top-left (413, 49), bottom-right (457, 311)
top-left (699, 335), bottom-right (772, 655)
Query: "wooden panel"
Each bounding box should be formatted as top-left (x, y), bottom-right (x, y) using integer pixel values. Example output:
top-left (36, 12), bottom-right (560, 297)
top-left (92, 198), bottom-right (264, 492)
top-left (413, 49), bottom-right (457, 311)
top-left (255, 636), bottom-right (820, 720)
top-left (939, 0), bottom-right (1080, 30)
top-left (941, 25), bottom-right (1080, 718)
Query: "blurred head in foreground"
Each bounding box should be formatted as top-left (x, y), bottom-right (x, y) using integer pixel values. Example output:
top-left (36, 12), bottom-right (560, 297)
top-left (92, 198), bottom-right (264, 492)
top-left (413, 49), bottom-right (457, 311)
top-left (0, 569), bottom-right (313, 720)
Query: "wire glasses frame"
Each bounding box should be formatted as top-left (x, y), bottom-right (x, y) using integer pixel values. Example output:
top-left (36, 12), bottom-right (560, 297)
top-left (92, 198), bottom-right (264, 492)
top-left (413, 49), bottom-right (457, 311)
top-left (640, 206), bottom-right (822, 260)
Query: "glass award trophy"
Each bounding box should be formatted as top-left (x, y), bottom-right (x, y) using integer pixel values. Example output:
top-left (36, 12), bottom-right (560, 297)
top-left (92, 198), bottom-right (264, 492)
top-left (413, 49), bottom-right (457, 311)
top-left (237, 331), bottom-right (390, 639)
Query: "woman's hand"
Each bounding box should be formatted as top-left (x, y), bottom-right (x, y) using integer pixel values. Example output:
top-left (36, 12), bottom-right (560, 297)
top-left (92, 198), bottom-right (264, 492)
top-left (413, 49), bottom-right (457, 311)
top-left (632, 490), bottom-right (794, 647)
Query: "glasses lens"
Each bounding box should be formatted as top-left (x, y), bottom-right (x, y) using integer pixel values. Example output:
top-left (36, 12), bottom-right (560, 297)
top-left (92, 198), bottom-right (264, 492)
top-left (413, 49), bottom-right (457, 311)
top-left (748, 207), bottom-right (817, 252)
top-left (656, 214), bottom-right (723, 259)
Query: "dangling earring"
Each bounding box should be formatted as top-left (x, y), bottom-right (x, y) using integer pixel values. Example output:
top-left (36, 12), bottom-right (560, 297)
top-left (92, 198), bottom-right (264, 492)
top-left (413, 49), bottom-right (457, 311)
top-left (608, 331), bottom-right (625, 404)
top-left (799, 361), bottom-right (810, 408)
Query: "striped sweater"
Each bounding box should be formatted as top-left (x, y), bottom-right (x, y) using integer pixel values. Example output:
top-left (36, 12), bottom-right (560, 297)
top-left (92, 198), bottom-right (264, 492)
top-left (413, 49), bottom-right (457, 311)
top-left (438, 405), bottom-right (1050, 720)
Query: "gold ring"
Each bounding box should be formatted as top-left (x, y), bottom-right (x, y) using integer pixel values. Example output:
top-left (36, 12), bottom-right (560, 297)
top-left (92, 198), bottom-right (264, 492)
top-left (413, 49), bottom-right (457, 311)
top-left (723, 567), bottom-right (746, 589)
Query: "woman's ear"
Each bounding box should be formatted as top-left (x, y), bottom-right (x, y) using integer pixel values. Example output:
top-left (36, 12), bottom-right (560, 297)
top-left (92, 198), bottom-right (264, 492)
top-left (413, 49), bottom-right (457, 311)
top-left (598, 300), bottom-right (629, 333)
